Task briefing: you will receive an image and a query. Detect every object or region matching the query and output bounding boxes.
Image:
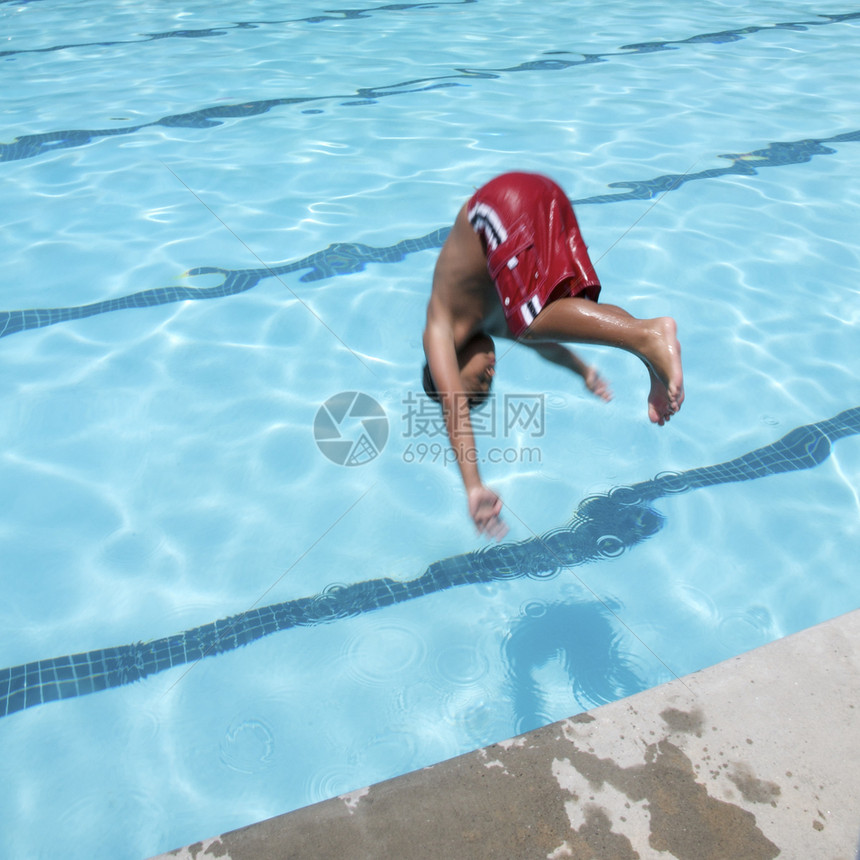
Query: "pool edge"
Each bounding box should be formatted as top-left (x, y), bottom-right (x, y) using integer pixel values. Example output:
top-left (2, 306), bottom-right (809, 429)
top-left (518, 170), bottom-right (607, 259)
top-left (152, 608), bottom-right (860, 859)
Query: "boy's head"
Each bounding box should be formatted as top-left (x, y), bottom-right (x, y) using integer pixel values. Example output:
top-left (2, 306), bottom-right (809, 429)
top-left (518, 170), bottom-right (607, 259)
top-left (423, 332), bottom-right (496, 408)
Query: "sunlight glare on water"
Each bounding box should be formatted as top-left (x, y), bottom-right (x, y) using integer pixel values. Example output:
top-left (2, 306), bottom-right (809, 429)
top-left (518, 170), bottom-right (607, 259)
top-left (1, 1), bottom-right (859, 858)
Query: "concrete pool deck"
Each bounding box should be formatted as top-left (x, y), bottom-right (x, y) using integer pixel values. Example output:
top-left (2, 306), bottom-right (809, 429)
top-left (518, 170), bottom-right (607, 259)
top-left (154, 608), bottom-right (860, 859)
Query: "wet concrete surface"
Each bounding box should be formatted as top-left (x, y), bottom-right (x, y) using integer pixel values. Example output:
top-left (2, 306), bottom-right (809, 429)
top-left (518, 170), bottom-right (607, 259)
top-left (153, 609), bottom-right (860, 860)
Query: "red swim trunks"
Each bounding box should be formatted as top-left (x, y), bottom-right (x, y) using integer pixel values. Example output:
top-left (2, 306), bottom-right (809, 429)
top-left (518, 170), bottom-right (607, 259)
top-left (467, 172), bottom-right (601, 338)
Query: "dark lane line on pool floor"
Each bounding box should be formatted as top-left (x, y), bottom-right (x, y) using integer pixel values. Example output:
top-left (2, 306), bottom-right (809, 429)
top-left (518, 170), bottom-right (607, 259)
top-left (2, 405), bottom-right (857, 719)
top-left (1, 129), bottom-right (858, 341)
top-left (0, 0), bottom-right (479, 61)
top-left (2, 12), bottom-right (858, 165)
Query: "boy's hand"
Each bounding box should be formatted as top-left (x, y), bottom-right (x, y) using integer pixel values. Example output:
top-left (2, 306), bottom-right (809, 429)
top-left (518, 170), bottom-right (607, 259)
top-left (468, 485), bottom-right (508, 541)
top-left (584, 366), bottom-right (613, 402)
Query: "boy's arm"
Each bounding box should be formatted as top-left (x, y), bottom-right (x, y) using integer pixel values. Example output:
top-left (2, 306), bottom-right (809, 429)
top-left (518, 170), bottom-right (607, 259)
top-left (423, 320), bottom-right (508, 539)
top-left (522, 341), bottom-right (612, 402)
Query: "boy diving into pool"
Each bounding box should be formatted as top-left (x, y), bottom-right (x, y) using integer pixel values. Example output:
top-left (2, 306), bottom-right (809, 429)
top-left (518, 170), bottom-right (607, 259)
top-left (422, 172), bottom-right (684, 540)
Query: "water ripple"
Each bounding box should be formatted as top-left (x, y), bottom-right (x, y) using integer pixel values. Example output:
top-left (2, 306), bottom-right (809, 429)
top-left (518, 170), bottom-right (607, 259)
top-left (2, 130), bottom-right (857, 342)
top-left (344, 622), bottom-right (427, 687)
top-left (4, 406), bottom-right (857, 719)
top-left (2, 13), bottom-right (858, 165)
top-left (219, 716), bottom-right (276, 774)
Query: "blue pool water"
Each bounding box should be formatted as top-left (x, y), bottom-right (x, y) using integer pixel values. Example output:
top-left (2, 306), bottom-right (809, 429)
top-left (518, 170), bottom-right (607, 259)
top-left (2, 2), bottom-right (859, 857)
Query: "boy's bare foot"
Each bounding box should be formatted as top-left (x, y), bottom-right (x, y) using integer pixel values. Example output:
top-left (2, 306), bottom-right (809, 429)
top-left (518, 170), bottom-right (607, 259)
top-left (643, 317), bottom-right (684, 425)
top-left (647, 368), bottom-right (674, 425)
top-left (584, 365), bottom-right (613, 402)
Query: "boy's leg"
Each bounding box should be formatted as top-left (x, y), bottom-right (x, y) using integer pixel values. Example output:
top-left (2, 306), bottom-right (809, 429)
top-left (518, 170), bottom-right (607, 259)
top-left (523, 297), bottom-right (684, 424)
